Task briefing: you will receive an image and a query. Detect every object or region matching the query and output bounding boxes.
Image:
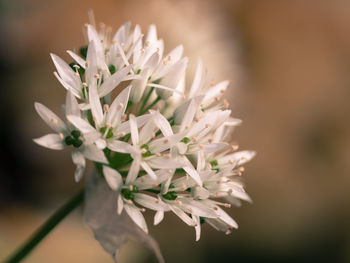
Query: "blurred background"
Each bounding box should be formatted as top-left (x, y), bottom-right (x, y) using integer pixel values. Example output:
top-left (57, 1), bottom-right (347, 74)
top-left (1, 0), bottom-right (350, 262)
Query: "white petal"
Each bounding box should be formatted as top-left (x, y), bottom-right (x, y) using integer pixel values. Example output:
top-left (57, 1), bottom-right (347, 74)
top-left (154, 211), bottom-right (164, 225)
top-left (140, 161), bottom-right (157, 180)
top-left (108, 140), bottom-right (134, 154)
top-left (117, 194), bottom-right (124, 214)
top-left (129, 114), bottom-right (139, 145)
top-left (126, 156), bottom-right (141, 184)
top-left (183, 158), bottom-right (202, 186)
top-left (106, 85), bottom-right (131, 127)
top-left (145, 24), bottom-right (157, 44)
top-left (134, 193), bottom-right (169, 211)
top-left (191, 186), bottom-right (210, 200)
top-left (50, 53), bottom-right (75, 86)
top-left (169, 205), bottom-right (196, 226)
top-left (148, 132), bottom-right (185, 154)
top-left (71, 150), bottom-right (86, 182)
top-left (53, 72), bottom-right (81, 98)
top-left (66, 50), bottom-right (86, 69)
top-left (177, 198), bottom-right (217, 218)
top-left (81, 144), bottom-right (108, 163)
top-left (33, 134), bottom-right (65, 150)
top-left (132, 25), bottom-right (142, 64)
top-left (35, 102), bottom-right (67, 133)
top-left (218, 150), bottom-right (256, 166)
top-left (189, 58), bottom-right (203, 98)
top-left (215, 206), bottom-right (238, 229)
top-left (103, 166), bottom-right (123, 191)
top-left (157, 58), bottom-right (188, 100)
top-left (193, 215), bottom-right (201, 241)
top-left (65, 91), bottom-right (80, 117)
top-left (202, 81), bottom-right (229, 107)
top-left (124, 203), bottom-right (148, 233)
top-left (67, 115), bottom-right (96, 134)
top-left (99, 65), bottom-right (132, 97)
top-left (150, 110), bottom-right (173, 136)
top-left (147, 156), bottom-right (187, 169)
top-left (89, 81), bottom-right (103, 126)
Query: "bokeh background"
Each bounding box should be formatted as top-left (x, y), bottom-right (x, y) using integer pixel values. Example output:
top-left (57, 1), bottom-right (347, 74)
top-left (1, 0), bottom-right (350, 262)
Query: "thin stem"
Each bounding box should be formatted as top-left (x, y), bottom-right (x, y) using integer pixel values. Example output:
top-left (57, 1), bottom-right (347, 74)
top-left (5, 189), bottom-right (84, 263)
top-left (140, 96), bottom-right (161, 115)
top-left (138, 86), bottom-right (154, 115)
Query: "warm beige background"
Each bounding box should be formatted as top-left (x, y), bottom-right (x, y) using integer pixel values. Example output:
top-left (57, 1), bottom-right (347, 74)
top-left (1, 1), bottom-right (350, 262)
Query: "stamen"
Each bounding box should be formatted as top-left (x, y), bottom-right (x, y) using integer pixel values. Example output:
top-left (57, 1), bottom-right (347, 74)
top-left (176, 200), bottom-right (182, 205)
top-left (208, 138), bottom-right (214, 143)
top-left (211, 80), bottom-right (216, 86)
top-left (225, 229), bottom-right (232, 235)
top-left (127, 200), bottom-right (133, 204)
top-left (239, 167), bottom-right (245, 172)
top-left (51, 118), bottom-right (58, 124)
top-left (192, 137), bottom-right (197, 143)
top-left (94, 74), bottom-right (101, 79)
top-left (215, 96), bottom-right (220, 102)
top-left (182, 183), bottom-right (187, 191)
top-left (185, 125), bottom-right (190, 130)
top-left (117, 103), bottom-right (124, 110)
top-left (163, 60), bottom-right (168, 65)
top-left (74, 72), bottom-right (80, 77)
top-left (224, 203), bottom-right (231, 208)
top-left (156, 153), bottom-right (161, 157)
top-left (223, 99), bottom-right (230, 108)
top-left (73, 64), bottom-right (80, 69)
top-left (145, 41), bottom-right (150, 46)
top-left (118, 132), bottom-right (126, 137)
top-left (231, 144), bottom-right (239, 151)
top-left (199, 144), bottom-right (204, 150)
top-left (106, 123), bottom-right (112, 128)
top-left (188, 208), bottom-right (193, 213)
top-left (82, 82), bottom-right (88, 87)
top-left (205, 123), bottom-right (211, 128)
top-left (129, 185), bottom-right (134, 191)
top-left (59, 133), bottom-right (64, 139)
top-left (103, 104), bottom-right (109, 112)
top-left (141, 148), bottom-right (147, 154)
top-left (140, 208), bottom-right (146, 213)
top-left (227, 189), bottom-right (233, 195)
top-left (167, 55), bottom-right (171, 61)
top-left (164, 139), bottom-right (169, 144)
top-left (185, 174), bottom-right (189, 180)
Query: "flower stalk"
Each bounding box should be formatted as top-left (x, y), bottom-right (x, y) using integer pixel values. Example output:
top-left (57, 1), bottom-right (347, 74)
top-left (5, 189), bottom-right (84, 263)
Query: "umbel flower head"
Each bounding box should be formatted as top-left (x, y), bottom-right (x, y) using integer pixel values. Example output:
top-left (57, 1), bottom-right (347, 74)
top-left (34, 14), bottom-right (255, 262)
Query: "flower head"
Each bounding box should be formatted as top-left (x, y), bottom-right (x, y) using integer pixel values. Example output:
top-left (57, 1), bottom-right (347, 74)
top-left (34, 15), bottom-right (255, 262)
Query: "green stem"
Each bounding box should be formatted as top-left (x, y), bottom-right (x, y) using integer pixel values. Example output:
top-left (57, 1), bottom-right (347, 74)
top-left (5, 189), bottom-right (84, 263)
top-left (138, 86), bottom-right (154, 115)
top-left (140, 96), bottom-right (161, 115)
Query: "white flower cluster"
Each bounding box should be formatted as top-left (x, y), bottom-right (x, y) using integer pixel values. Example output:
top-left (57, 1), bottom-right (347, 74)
top-left (34, 21), bottom-right (255, 241)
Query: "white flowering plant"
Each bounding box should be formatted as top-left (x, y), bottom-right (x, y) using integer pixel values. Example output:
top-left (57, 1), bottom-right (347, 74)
top-left (6, 15), bottom-right (255, 263)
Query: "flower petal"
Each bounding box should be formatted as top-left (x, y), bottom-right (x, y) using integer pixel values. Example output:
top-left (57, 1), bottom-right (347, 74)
top-left (81, 144), bottom-right (108, 164)
top-left (89, 80), bottom-right (103, 126)
top-left (134, 193), bottom-right (169, 211)
top-left (71, 150), bottom-right (86, 182)
top-left (106, 85), bottom-right (131, 127)
top-left (103, 166), bottom-right (123, 191)
top-left (67, 115), bottom-right (96, 134)
top-left (154, 211), bottom-right (164, 225)
top-left (33, 134), bottom-right (65, 150)
top-left (99, 65), bottom-right (132, 97)
top-left (108, 140), bottom-right (134, 154)
top-left (65, 91), bottom-right (81, 117)
top-left (124, 203), bottom-right (148, 233)
top-left (35, 102), bottom-right (67, 133)
top-left (129, 114), bottom-right (139, 145)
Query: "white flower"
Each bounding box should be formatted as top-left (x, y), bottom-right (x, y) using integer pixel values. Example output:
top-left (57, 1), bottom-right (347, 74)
top-left (33, 92), bottom-right (108, 182)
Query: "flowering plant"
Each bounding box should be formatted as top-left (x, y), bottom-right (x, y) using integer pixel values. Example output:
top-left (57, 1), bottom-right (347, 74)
top-left (6, 15), bottom-right (255, 263)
